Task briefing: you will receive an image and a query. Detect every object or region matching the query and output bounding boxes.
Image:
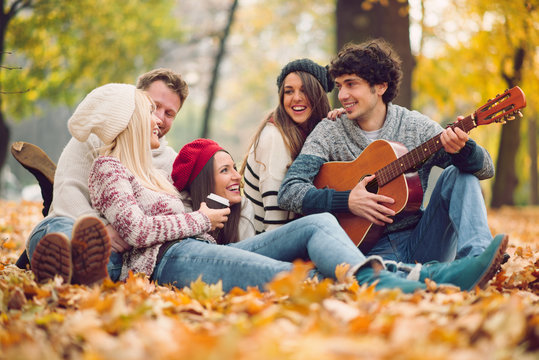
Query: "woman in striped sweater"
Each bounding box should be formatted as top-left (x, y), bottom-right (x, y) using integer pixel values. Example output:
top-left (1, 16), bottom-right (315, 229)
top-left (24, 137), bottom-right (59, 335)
top-left (241, 59), bottom-right (334, 234)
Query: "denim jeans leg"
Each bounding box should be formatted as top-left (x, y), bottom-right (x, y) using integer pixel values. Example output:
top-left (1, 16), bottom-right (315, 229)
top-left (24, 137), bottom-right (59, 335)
top-left (107, 252), bottom-right (123, 282)
top-left (153, 213), bottom-right (372, 292)
top-left (230, 213), bottom-right (367, 278)
top-left (405, 166), bottom-right (492, 262)
top-left (152, 238), bottom-right (294, 292)
top-left (367, 234), bottom-right (401, 262)
top-left (27, 216), bottom-right (75, 261)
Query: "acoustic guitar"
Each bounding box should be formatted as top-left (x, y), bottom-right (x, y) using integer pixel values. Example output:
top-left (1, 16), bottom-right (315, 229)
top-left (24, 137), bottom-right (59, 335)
top-left (314, 86), bottom-right (526, 253)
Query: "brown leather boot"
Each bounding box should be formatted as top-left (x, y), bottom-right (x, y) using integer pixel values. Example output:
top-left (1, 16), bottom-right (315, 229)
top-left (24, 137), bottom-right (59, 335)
top-left (10, 141), bottom-right (56, 216)
top-left (31, 233), bottom-right (72, 284)
top-left (71, 216), bottom-right (111, 286)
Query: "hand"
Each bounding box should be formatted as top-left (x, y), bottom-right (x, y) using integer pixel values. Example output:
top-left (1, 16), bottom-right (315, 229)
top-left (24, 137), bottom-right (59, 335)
top-left (327, 107), bottom-right (346, 120)
top-left (106, 224), bottom-right (132, 253)
top-left (441, 116), bottom-right (469, 154)
top-left (348, 175), bottom-right (395, 226)
top-left (198, 202), bottom-right (231, 231)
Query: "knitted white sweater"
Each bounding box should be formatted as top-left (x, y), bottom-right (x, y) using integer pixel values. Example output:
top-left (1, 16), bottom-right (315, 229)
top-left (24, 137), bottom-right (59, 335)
top-left (243, 123), bottom-right (296, 234)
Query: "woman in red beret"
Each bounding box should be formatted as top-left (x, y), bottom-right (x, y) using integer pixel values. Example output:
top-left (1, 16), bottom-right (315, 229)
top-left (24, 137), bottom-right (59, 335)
top-left (171, 138), bottom-right (255, 245)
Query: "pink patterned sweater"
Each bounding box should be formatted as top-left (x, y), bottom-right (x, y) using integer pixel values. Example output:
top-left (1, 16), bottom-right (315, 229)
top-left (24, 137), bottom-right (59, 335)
top-left (89, 156), bottom-right (213, 280)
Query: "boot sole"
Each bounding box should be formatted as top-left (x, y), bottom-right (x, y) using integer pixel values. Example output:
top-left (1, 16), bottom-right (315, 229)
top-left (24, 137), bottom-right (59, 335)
top-left (11, 141), bottom-right (56, 184)
top-left (472, 234), bottom-right (509, 290)
top-left (71, 216), bottom-right (111, 286)
top-left (31, 233), bottom-right (72, 284)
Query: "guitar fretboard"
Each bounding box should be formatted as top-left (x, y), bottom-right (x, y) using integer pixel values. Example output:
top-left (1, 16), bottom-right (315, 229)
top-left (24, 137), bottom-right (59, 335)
top-left (375, 115), bottom-right (476, 186)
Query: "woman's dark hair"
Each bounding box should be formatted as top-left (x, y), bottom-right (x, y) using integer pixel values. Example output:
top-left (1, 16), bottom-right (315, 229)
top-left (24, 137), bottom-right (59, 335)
top-left (240, 71), bottom-right (331, 175)
top-left (329, 38), bottom-right (402, 104)
top-left (274, 71), bottom-right (332, 156)
top-left (188, 151), bottom-right (241, 244)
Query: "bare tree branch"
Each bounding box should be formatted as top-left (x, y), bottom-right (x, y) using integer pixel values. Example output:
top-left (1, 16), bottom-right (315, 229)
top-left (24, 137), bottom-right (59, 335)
top-left (0, 89), bottom-right (29, 94)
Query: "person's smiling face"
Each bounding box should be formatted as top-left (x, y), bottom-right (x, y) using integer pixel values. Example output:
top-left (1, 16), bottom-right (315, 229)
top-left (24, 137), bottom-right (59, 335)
top-left (145, 80), bottom-right (181, 138)
top-left (213, 151), bottom-right (242, 205)
top-left (150, 109), bottom-right (161, 149)
top-left (282, 72), bottom-right (312, 127)
top-left (334, 74), bottom-right (386, 125)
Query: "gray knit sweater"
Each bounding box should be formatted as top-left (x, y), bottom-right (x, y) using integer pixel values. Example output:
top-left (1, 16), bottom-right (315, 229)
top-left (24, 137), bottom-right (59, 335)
top-left (278, 103), bottom-right (494, 233)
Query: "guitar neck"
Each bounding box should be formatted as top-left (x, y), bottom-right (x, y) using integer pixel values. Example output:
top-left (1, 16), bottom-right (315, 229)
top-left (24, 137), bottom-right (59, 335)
top-left (375, 114), bottom-right (476, 186)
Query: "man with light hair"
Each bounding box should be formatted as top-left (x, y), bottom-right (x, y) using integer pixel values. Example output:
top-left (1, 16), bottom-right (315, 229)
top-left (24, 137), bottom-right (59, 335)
top-left (22, 68), bottom-right (188, 283)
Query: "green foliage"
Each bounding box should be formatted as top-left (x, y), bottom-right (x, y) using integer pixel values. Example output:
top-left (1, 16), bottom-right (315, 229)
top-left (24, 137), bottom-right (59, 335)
top-left (414, 0), bottom-right (538, 120)
top-left (412, 0), bottom-right (539, 204)
top-left (2, 0), bottom-right (181, 120)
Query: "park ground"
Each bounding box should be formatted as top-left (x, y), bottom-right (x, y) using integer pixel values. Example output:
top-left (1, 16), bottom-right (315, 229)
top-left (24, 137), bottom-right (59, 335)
top-left (0, 200), bottom-right (537, 359)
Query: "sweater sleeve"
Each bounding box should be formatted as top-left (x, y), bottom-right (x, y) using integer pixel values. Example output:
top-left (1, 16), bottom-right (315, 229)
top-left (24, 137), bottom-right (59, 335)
top-left (255, 125), bottom-right (296, 230)
top-left (89, 157), bottom-right (211, 248)
top-left (450, 139), bottom-right (494, 179)
top-left (278, 120), bottom-right (353, 215)
top-left (238, 197), bottom-right (256, 241)
top-left (278, 153), bottom-right (351, 215)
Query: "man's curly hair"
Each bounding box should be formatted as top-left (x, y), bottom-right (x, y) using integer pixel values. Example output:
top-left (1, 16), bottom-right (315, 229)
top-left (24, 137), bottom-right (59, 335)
top-left (329, 39), bottom-right (402, 104)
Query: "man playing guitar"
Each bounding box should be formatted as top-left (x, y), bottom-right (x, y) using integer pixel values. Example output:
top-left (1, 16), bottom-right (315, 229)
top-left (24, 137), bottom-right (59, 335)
top-left (278, 38), bottom-right (508, 265)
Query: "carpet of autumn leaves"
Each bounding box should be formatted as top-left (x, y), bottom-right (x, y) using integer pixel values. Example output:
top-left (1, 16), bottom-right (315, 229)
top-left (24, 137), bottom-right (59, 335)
top-left (0, 200), bottom-right (538, 360)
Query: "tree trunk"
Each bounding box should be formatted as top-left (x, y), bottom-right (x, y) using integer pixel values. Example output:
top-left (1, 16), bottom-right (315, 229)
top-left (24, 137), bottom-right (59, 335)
top-left (0, 0), bottom-right (11, 179)
top-left (335, 0), bottom-right (413, 108)
top-left (490, 47), bottom-right (525, 208)
top-left (200, 0), bottom-right (238, 138)
top-left (1, 0), bottom-right (32, 182)
top-left (528, 114), bottom-right (538, 205)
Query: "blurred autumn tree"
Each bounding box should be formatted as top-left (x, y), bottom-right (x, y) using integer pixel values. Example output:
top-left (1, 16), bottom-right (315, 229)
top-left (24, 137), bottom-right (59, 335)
top-left (200, 0), bottom-right (238, 138)
top-left (413, 0), bottom-right (539, 206)
top-left (336, 0), bottom-right (413, 108)
top-left (0, 0), bottom-right (180, 173)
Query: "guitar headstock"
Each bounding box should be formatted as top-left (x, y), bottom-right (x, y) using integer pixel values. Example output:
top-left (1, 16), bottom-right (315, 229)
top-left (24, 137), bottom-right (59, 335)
top-left (474, 86), bottom-right (526, 126)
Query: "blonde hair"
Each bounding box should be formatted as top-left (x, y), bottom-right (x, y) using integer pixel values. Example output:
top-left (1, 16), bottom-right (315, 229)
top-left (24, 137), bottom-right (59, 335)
top-left (100, 90), bottom-right (178, 196)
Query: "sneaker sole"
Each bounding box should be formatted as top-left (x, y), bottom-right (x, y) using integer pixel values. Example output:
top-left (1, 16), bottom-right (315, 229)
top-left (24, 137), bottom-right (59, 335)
top-left (71, 216), bottom-right (111, 286)
top-left (31, 233), bottom-right (72, 284)
top-left (472, 234), bottom-right (509, 290)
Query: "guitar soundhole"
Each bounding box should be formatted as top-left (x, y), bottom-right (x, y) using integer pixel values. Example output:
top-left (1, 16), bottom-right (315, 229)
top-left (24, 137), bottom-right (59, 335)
top-left (363, 176), bottom-right (379, 194)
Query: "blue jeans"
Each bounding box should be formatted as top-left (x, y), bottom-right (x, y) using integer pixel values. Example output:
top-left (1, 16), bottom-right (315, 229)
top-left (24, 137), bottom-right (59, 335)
top-left (152, 213), bottom-right (368, 291)
top-left (368, 166), bottom-right (492, 263)
top-left (27, 216), bottom-right (75, 260)
top-left (27, 216), bottom-right (123, 281)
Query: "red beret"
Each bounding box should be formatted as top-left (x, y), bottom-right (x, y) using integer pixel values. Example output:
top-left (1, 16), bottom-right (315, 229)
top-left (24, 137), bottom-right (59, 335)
top-left (172, 138), bottom-right (224, 191)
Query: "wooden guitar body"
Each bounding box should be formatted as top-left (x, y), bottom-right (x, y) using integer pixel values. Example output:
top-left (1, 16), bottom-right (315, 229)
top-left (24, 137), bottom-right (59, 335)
top-left (314, 140), bottom-right (423, 252)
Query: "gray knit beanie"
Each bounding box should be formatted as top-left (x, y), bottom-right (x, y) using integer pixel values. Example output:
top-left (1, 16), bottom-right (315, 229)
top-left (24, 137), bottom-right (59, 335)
top-left (68, 83), bottom-right (136, 145)
top-left (276, 58), bottom-right (334, 93)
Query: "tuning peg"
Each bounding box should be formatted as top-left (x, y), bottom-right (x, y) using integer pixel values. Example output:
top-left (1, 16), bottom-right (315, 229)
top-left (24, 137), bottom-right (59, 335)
top-left (517, 110), bottom-right (523, 118)
top-left (506, 115), bottom-right (516, 121)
